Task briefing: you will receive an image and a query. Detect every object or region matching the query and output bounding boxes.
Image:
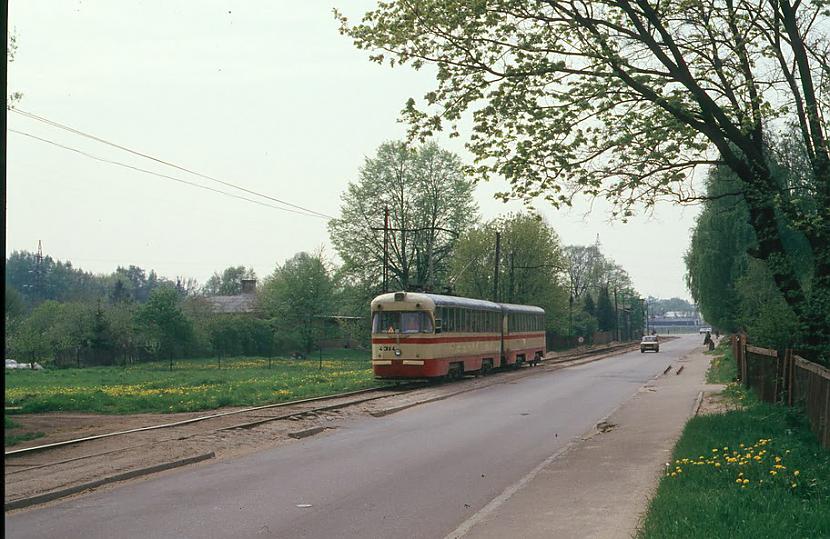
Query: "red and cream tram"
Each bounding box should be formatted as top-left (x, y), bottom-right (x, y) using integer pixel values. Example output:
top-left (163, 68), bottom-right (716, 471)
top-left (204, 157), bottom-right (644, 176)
top-left (370, 291), bottom-right (546, 380)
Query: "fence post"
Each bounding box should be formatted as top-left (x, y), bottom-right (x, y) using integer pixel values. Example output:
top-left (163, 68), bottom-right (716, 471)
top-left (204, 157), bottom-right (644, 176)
top-left (738, 333), bottom-right (749, 389)
top-left (774, 349), bottom-right (787, 403)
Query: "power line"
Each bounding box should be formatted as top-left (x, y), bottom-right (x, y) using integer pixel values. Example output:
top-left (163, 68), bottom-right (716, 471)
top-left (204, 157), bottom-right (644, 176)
top-left (10, 107), bottom-right (336, 220)
top-left (9, 129), bottom-right (328, 219)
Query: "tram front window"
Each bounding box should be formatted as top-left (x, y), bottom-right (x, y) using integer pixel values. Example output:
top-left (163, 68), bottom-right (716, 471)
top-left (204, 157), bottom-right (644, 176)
top-left (372, 312), bottom-right (434, 334)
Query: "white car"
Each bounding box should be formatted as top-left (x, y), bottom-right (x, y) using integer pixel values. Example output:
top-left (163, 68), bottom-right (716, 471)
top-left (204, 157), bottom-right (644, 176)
top-left (640, 335), bottom-right (660, 353)
top-left (698, 326), bottom-right (712, 334)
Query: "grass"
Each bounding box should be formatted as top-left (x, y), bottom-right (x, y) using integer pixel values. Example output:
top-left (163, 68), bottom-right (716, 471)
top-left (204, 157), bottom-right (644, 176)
top-left (706, 340), bottom-right (738, 384)
top-left (4, 415), bottom-right (46, 447)
top-left (4, 349), bottom-right (386, 415)
top-left (638, 385), bottom-right (830, 538)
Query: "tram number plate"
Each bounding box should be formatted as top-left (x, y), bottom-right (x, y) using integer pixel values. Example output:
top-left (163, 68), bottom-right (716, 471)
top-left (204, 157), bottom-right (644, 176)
top-left (379, 345), bottom-right (400, 352)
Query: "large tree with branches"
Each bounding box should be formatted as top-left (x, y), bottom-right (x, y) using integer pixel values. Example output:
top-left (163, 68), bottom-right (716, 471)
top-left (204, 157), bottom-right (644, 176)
top-left (338, 0), bottom-right (830, 354)
top-left (329, 141), bottom-right (477, 292)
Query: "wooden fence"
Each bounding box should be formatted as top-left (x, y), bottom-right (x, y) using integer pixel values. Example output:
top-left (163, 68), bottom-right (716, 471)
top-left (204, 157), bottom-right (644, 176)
top-left (732, 334), bottom-right (830, 449)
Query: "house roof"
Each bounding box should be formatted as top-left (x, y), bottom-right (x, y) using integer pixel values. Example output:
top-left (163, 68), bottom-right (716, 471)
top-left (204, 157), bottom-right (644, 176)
top-left (205, 294), bottom-right (257, 314)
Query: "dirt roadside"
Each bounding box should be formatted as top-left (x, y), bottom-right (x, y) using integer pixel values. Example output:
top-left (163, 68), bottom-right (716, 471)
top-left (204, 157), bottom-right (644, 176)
top-left (5, 341), bottom-right (648, 510)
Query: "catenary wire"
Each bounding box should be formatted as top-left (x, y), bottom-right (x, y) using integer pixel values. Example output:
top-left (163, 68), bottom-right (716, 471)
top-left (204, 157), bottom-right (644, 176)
top-left (10, 108), bottom-right (337, 220)
top-left (9, 129), bottom-right (328, 219)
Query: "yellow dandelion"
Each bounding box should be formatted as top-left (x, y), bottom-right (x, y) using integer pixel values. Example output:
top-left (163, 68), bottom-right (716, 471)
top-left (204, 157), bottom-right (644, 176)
top-left (743, 479), bottom-right (750, 484)
top-left (671, 472), bottom-right (677, 477)
top-left (712, 448), bottom-right (719, 453)
top-left (715, 463), bottom-right (721, 468)
top-left (770, 470), bottom-right (777, 476)
top-left (735, 478), bottom-right (743, 484)
top-left (791, 483), bottom-right (797, 488)
top-left (794, 470), bottom-right (800, 476)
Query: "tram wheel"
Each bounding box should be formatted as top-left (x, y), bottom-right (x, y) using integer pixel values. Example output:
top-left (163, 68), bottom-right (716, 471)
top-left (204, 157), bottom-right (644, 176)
top-left (480, 360), bottom-right (492, 376)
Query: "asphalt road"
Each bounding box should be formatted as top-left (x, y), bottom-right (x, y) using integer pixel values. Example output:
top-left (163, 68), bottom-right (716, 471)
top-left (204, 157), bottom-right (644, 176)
top-left (6, 335), bottom-right (698, 539)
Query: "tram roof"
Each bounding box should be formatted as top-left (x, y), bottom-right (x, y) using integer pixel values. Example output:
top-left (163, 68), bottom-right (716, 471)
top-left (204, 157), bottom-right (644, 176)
top-left (371, 291), bottom-right (543, 314)
top-left (498, 302), bottom-right (546, 315)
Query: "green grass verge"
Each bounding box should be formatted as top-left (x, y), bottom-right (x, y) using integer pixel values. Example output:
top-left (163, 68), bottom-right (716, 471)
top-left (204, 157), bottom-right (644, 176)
top-left (4, 349), bottom-right (386, 415)
top-left (638, 385), bottom-right (830, 538)
top-left (705, 340), bottom-right (737, 384)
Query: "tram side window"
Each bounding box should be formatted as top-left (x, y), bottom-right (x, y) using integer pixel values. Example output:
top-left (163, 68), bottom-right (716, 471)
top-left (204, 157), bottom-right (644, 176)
top-left (372, 312), bottom-right (434, 334)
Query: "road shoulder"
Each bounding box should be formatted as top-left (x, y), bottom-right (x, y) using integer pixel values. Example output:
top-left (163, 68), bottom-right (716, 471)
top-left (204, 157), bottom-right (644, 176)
top-left (452, 345), bottom-right (713, 539)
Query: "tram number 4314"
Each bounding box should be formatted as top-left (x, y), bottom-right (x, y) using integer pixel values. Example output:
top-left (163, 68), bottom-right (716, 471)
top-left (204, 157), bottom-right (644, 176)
top-left (378, 345), bottom-right (400, 352)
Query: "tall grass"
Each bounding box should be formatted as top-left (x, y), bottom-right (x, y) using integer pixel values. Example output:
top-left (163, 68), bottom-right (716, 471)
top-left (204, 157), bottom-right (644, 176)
top-left (4, 349), bottom-right (384, 415)
top-left (706, 340), bottom-right (737, 384)
top-left (638, 385), bottom-right (830, 538)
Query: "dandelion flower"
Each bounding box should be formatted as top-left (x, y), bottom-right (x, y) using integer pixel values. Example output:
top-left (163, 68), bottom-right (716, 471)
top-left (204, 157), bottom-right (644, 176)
top-left (735, 478), bottom-right (743, 484)
top-left (794, 470), bottom-right (800, 476)
top-left (743, 479), bottom-right (750, 484)
top-left (715, 463), bottom-right (721, 468)
top-left (770, 470), bottom-right (777, 476)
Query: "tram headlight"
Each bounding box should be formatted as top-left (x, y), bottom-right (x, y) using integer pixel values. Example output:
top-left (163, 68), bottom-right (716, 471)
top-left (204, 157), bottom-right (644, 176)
top-left (394, 348), bottom-right (401, 357)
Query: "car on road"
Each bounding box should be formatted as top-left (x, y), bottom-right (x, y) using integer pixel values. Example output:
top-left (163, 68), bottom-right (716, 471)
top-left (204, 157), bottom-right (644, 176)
top-left (640, 335), bottom-right (659, 353)
top-left (698, 326), bottom-right (712, 334)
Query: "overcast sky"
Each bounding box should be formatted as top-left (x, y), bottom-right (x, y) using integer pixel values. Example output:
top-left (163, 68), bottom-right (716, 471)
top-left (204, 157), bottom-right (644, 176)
top-left (6, 1), bottom-right (700, 300)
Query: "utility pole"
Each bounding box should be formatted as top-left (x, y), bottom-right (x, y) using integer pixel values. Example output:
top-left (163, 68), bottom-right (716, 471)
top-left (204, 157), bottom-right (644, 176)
top-left (493, 232), bottom-right (501, 302)
top-left (383, 207), bottom-right (389, 293)
top-left (35, 240), bottom-right (44, 299)
top-left (614, 287), bottom-right (619, 341)
top-left (508, 251), bottom-right (515, 303)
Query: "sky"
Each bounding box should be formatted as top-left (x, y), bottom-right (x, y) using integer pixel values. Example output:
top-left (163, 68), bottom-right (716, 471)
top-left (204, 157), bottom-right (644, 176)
top-left (6, 1), bottom-right (700, 301)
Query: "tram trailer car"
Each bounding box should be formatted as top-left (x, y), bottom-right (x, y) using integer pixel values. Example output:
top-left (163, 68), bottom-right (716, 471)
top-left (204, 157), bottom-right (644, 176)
top-left (370, 291), bottom-right (545, 380)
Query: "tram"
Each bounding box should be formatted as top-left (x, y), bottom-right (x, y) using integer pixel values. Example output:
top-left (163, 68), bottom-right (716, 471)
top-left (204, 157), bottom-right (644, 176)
top-left (370, 291), bottom-right (545, 380)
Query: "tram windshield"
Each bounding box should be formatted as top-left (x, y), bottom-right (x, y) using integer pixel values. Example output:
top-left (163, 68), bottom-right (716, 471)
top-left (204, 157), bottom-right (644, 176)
top-left (372, 311), bottom-right (434, 334)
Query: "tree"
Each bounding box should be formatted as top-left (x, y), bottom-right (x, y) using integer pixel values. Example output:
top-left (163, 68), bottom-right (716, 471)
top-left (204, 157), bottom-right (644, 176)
top-left (328, 141), bottom-right (477, 292)
top-left (449, 213), bottom-right (571, 333)
top-left (596, 287), bottom-right (616, 333)
top-left (583, 294), bottom-right (596, 317)
top-left (203, 266), bottom-right (256, 296)
top-left (135, 288), bottom-right (193, 359)
top-left (259, 252), bottom-right (335, 355)
top-left (564, 244), bottom-right (604, 301)
top-left (339, 0), bottom-right (830, 354)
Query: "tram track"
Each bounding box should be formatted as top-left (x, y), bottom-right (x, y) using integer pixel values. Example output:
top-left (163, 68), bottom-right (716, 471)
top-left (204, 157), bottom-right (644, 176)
top-left (4, 384), bottom-right (423, 463)
top-left (5, 341), bottom-right (653, 510)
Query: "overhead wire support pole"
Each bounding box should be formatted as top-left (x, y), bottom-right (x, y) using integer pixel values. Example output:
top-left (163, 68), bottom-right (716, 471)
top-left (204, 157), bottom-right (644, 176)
top-left (383, 207), bottom-right (389, 293)
top-left (493, 232), bottom-right (501, 303)
top-left (614, 287), bottom-right (619, 341)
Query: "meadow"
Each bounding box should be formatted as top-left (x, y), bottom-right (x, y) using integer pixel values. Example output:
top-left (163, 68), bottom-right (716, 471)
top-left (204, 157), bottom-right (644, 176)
top-left (4, 349), bottom-right (384, 415)
top-left (638, 346), bottom-right (830, 538)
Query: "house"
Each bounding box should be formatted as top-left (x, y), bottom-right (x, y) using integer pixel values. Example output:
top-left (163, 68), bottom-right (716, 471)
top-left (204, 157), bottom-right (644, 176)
top-left (204, 278), bottom-right (258, 315)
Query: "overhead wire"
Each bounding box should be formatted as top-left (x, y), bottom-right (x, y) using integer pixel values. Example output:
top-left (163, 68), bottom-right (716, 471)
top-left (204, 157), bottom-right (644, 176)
top-left (9, 107), bottom-right (337, 220)
top-left (9, 129), bottom-right (328, 219)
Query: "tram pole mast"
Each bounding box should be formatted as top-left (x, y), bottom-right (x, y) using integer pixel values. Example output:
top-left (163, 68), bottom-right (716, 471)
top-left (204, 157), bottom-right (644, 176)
top-left (383, 207), bottom-right (389, 293)
top-left (614, 287), bottom-right (619, 341)
top-left (493, 232), bottom-right (501, 302)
